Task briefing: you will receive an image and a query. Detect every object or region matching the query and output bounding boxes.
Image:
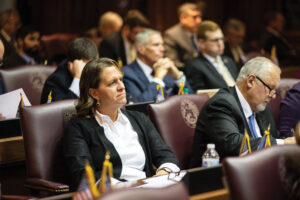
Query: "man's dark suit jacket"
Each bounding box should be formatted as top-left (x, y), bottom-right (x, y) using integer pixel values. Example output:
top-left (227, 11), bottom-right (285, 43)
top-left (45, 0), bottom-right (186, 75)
top-left (0, 32), bottom-right (17, 67)
top-left (185, 54), bottom-right (238, 91)
top-left (260, 29), bottom-right (293, 61)
top-left (223, 42), bottom-right (252, 68)
top-left (190, 87), bottom-right (280, 168)
top-left (3, 52), bottom-right (27, 68)
top-left (40, 60), bottom-right (77, 104)
top-left (122, 60), bottom-right (194, 103)
top-left (99, 31), bottom-right (127, 66)
top-left (63, 110), bottom-right (179, 190)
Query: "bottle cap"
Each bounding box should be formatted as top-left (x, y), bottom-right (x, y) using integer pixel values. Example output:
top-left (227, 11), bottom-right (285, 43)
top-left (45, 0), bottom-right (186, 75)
top-left (207, 143), bottom-right (215, 149)
top-left (183, 88), bottom-right (189, 94)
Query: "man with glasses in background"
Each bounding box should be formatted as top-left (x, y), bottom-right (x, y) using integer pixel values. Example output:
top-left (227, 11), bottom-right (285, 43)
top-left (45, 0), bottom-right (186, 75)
top-left (185, 20), bottom-right (238, 91)
top-left (190, 56), bottom-right (295, 168)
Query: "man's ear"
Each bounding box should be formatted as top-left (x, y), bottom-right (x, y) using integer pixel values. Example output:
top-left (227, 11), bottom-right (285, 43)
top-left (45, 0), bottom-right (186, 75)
top-left (198, 39), bottom-right (205, 50)
top-left (136, 45), bottom-right (145, 55)
top-left (246, 74), bottom-right (256, 88)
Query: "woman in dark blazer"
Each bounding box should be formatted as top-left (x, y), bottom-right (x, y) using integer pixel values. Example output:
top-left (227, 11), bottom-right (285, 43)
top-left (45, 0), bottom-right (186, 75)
top-left (63, 58), bottom-right (179, 190)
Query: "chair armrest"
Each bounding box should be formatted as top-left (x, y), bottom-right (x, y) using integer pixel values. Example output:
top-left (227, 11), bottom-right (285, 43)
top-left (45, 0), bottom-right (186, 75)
top-left (25, 178), bottom-right (69, 193)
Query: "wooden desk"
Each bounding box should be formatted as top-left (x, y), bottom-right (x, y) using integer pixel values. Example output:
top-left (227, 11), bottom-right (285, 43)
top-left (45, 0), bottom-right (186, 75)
top-left (190, 188), bottom-right (230, 200)
top-left (0, 136), bottom-right (25, 164)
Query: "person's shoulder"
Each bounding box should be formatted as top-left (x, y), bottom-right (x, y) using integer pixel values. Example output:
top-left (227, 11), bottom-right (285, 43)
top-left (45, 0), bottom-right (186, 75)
top-left (102, 31), bottom-right (121, 43)
top-left (164, 23), bottom-right (182, 36)
top-left (122, 62), bottom-right (138, 74)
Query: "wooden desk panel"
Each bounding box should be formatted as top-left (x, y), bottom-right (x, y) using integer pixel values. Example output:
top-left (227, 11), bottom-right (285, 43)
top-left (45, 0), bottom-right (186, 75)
top-left (0, 136), bottom-right (25, 164)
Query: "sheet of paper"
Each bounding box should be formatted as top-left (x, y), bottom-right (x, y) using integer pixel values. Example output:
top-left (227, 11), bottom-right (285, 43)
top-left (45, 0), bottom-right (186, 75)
top-left (0, 88), bottom-right (31, 119)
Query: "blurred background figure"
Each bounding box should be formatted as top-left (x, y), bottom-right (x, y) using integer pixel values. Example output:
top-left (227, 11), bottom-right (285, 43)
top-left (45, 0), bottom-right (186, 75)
top-left (84, 11), bottom-right (123, 47)
top-left (99, 11), bottom-right (123, 38)
top-left (223, 18), bottom-right (252, 68)
top-left (4, 26), bottom-right (42, 68)
top-left (279, 82), bottom-right (300, 137)
top-left (40, 38), bottom-right (98, 104)
top-left (0, 8), bottom-right (22, 63)
top-left (99, 9), bottom-right (149, 67)
top-left (260, 11), bottom-right (297, 65)
top-left (185, 20), bottom-right (238, 91)
top-left (164, 2), bottom-right (202, 69)
top-left (122, 28), bottom-right (193, 103)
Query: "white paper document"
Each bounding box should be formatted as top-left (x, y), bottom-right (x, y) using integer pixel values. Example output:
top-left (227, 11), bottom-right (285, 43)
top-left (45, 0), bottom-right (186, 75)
top-left (0, 88), bottom-right (31, 119)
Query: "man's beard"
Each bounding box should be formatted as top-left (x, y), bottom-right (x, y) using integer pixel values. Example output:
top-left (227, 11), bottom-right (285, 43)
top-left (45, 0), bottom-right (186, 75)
top-left (24, 46), bottom-right (40, 58)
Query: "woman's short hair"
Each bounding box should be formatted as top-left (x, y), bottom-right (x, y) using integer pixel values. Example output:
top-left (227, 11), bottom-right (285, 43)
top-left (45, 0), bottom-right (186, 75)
top-left (76, 57), bottom-right (120, 117)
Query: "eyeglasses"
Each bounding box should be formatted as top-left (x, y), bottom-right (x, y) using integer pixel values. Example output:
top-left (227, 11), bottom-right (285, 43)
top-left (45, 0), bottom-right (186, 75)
top-left (206, 37), bottom-right (224, 43)
top-left (256, 76), bottom-right (276, 97)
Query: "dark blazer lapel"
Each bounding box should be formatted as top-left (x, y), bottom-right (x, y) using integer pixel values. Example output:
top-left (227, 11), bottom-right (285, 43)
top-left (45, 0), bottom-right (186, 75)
top-left (221, 56), bottom-right (237, 79)
top-left (256, 112), bottom-right (269, 136)
top-left (201, 55), bottom-right (227, 85)
top-left (90, 117), bottom-right (122, 175)
top-left (228, 87), bottom-right (253, 136)
top-left (121, 110), bottom-right (151, 169)
top-left (131, 61), bottom-right (151, 85)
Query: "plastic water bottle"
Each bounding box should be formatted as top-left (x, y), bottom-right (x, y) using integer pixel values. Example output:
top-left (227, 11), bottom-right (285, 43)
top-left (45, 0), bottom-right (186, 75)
top-left (202, 143), bottom-right (220, 168)
top-left (156, 90), bottom-right (164, 102)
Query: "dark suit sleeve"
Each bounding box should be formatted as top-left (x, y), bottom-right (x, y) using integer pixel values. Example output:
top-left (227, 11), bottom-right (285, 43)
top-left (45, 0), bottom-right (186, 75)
top-left (197, 95), bottom-right (269, 157)
top-left (132, 111), bottom-right (179, 168)
top-left (63, 118), bottom-right (101, 190)
top-left (40, 75), bottom-right (77, 104)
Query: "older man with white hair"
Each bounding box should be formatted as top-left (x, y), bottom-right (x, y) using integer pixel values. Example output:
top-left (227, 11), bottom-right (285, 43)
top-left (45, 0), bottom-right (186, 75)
top-left (122, 28), bottom-right (193, 103)
top-left (190, 57), bottom-right (295, 168)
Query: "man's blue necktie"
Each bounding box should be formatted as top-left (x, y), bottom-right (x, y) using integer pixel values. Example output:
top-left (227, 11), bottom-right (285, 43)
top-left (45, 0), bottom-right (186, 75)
top-left (191, 35), bottom-right (200, 56)
top-left (249, 114), bottom-right (258, 138)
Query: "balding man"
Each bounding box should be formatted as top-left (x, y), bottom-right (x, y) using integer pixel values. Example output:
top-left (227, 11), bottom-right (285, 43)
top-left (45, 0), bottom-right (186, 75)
top-left (190, 57), bottom-right (295, 167)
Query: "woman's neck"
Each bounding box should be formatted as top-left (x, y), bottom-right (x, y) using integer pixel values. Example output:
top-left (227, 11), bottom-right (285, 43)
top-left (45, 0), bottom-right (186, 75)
top-left (98, 106), bottom-right (119, 122)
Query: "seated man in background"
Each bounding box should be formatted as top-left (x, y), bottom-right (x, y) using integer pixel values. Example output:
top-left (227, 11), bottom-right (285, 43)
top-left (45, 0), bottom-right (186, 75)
top-left (0, 8), bottom-right (21, 64)
top-left (40, 38), bottom-right (98, 103)
top-left (260, 11), bottom-right (297, 64)
top-left (185, 20), bottom-right (238, 91)
top-left (99, 9), bottom-right (149, 66)
top-left (164, 2), bottom-right (202, 69)
top-left (84, 11), bottom-right (123, 47)
top-left (4, 26), bottom-right (42, 68)
top-left (223, 18), bottom-right (251, 68)
top-left (190, 57), bottom-right (295, 168)
top-left (122, 28), bottom-right (193, 103)
top-left (279, 81), bottom-right (300, 137)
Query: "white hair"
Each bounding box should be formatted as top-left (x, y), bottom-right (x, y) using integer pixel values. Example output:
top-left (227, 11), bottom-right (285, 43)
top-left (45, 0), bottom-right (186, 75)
top-left (134, 28), bottom-right (161, 48)
top-left (236, 57), bottom-right (281, 84)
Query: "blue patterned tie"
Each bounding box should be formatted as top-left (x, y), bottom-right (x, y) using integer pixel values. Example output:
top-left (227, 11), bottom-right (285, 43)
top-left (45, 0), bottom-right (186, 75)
top-left (249, 114), bottom-right (258, 138)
